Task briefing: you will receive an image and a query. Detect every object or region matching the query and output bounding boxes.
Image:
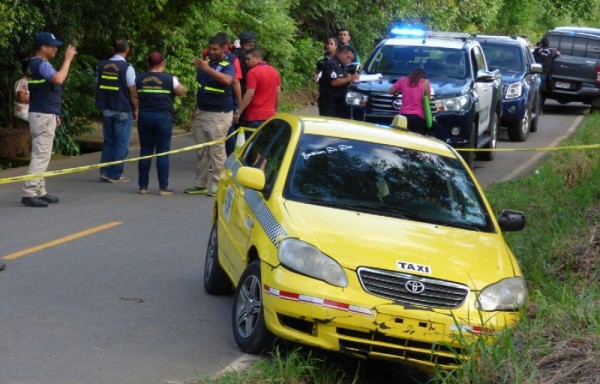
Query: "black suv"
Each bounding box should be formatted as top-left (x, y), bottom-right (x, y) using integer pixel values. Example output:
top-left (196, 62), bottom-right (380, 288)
top-left (541, 27), bottom-right (600, 110)
top-left (476, 35), bottom-right (543, 141)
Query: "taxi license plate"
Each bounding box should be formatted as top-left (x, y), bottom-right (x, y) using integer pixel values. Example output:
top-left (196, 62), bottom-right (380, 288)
top-left (376, 314), bottom-right (445, 338)
top-left (555, 81), bottom-right (572, 89)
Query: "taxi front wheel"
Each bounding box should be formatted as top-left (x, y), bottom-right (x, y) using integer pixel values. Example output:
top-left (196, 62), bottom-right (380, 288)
top-left (232, 260), bottom-right (275, 354)
top-left (204, 222), bottom-right (232, 294)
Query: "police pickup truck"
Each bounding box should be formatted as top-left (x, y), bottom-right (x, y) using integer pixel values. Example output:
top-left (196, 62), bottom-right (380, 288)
top-left (345, 29), bottom-right (503, 167)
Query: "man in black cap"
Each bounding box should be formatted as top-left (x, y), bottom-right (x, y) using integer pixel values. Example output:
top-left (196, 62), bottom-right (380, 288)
top-left (235, 31), bottom-right (256, 96)
top-left (21, 32), bottom-right (77, 208)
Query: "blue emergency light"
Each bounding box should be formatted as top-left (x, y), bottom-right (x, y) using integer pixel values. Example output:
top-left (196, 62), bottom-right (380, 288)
top-left (390, 26), bottom-right (426, 38)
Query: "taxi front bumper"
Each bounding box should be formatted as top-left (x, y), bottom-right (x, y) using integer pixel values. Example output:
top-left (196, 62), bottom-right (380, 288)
top-left (261, 263), bottom-right (520, 370)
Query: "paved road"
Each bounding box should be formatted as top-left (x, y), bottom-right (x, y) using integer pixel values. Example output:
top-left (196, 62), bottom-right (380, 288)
top-left (0, 102), bottom-right (588, 384)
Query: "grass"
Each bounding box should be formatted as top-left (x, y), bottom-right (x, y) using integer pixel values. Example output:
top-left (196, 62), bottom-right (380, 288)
top-left (193, 112), bottom-right (600, 384)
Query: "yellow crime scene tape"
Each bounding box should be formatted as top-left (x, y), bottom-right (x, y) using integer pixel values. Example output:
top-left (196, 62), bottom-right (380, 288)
top-left (0, 127), bottom-right (256, 185)
top-left (0, 126), bottom-right (597, 185)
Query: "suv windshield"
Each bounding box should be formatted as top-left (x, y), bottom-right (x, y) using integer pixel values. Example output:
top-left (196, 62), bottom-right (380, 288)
top-left (365, 45), bottom-right (469, 79)
top-left (481, 44), bottom-right (523, 72)
top-left (285, 134), bottom-right (494, 232)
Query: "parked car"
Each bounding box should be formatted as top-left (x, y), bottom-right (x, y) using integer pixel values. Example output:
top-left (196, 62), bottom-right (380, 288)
top-left (345, 29), bottom-right (503, 168)
top-left (203, 113), bottom-right (527, 372)
top-left (541, 27), bottom-right (600, 111)
top-left (476, 35), bottom-right (543, 141)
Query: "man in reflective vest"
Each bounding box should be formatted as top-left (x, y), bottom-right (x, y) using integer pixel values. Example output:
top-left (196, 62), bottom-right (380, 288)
top-left (184, 35), bottom-right (235, 196)
top-left (95, 37), bottom-right (139, 183)
top-left (21, 32), bottom-right (77, 208)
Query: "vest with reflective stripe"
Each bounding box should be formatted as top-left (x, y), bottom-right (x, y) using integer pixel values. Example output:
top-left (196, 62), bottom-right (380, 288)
top-left (136, 72), bottom-right (175, 119)
top-left (28, 57), bottom-right (62, 115)
top-left (95, 59), bottom-right (132, 111)
top-left (196, 59), bottom-right (233, 112)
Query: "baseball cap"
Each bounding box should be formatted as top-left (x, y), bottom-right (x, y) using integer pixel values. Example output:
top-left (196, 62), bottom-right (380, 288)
top-left (238, 31), bottom-right (256, 43)
top-left (35, 32), bottom-right (63, 47)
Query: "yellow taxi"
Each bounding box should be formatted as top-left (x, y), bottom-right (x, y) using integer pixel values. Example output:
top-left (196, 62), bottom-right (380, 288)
top-left (203, 113), bottom-right (527, 371)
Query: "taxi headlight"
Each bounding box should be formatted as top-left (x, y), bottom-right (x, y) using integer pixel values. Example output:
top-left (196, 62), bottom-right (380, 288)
top-left (476, 277), bottom-right (527, 311)
top-left (346, 91), bottom-right (368, 106)
top-left (505, 82), bottom-right (522, 99)
top-left (278, 238), bottom-right (348, 287)
top-left (436, 95), bottom-right (469, 111)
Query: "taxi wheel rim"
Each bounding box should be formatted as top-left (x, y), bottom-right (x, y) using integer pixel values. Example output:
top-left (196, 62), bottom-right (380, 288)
top-left (204, 227), bottom-right (217, 280)
top-left (235, 274), bottom-right (262, 338)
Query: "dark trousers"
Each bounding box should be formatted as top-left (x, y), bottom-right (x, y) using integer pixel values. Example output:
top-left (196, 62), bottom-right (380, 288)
top-left (137, 111), bottom-right (173, 189)
top-left (318, 95), bottom-right (348, 118)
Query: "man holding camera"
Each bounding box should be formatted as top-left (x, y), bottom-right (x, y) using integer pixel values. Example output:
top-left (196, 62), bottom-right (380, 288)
top-left (317, 45), bottom-right (359, 118)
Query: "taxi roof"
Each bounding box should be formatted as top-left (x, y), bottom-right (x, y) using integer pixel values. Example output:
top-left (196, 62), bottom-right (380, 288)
top-left (292, 114), bottom-right (456, 158)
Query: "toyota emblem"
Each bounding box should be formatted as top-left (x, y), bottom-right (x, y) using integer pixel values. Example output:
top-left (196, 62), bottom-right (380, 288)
top-left (405, 280), bottom-right (426, 294)
top-left (392, 99), bottom-right (402, 110)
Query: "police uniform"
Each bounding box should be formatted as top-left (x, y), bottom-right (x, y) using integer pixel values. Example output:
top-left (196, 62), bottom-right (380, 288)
top-left (318, 56), bottom-right (351, 118)
top-left (136, 71), bottom-right (177, 191)
top-left (187, 56), bottom-right (235, 195)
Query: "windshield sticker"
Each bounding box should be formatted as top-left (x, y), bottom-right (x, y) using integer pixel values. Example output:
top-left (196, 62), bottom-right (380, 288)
top-left (396, 261), bottom-right (432, 274)
top-left (301, 144), bottom-right (354, 160)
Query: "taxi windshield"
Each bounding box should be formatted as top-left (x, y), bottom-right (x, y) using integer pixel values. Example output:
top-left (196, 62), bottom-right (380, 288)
top-left (285, 134), bottom-right (494, 232)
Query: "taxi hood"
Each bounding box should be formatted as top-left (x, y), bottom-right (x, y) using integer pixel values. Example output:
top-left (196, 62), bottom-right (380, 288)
top-left (282, 200), bottom-right (517, 290)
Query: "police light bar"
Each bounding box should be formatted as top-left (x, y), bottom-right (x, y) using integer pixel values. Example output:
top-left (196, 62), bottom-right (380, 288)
top-left (390, 27), bottom-right (426, 38)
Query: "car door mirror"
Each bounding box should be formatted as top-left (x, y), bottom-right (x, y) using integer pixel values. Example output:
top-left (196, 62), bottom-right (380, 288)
top-left (476, 69), bottom-right (496, 82)
top-left (530, 63), bottom-right (543, 73)
top-left (498, 209), bottom-right (526, 232)
top-left (236, 166), bottom-right (266, 191)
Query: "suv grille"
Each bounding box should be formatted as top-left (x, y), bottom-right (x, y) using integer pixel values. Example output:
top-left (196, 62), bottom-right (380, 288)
top-left (369, 92), bottom-right (436, 115)
top-left (357, 267), bottom-right (469, 309)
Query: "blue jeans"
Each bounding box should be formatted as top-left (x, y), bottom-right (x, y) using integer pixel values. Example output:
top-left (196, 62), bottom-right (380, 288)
top-left (100, 111), bottom-right (133, 179)
top-left (137, 111), bottom-right (173, 189)
top-left (244, 120), bottom-right (265, 140)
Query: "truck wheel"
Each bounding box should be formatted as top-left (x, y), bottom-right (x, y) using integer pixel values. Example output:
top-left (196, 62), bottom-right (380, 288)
top-left (530, 96), bottom-right (540, 133)
top-left (461, 122), bottom-right (476, 169)
top-left (477, 112), bottom-right (498, 161)
top-left (204, 222), bottom-right (232, 295)
top-left (507, 108), bottom-right (530, 142)
top-left (232, 260), bottom-right (274, 354)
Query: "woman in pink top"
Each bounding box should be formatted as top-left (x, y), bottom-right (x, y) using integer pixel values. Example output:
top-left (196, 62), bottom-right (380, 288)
top-left (388, 67), bottom-right (431, 135)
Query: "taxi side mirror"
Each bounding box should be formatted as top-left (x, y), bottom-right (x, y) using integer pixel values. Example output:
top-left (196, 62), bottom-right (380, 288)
top-left (236, 166), bottom-right (266, 191)
top-left (497, 209), bottom-right (526, 232)
top-left (391, 114), bottom-right (408, 130)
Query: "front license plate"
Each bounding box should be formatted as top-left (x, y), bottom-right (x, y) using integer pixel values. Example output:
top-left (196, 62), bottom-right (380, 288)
top-left (554, 81), bottom-right (572, 89)
top-left (376, 314), bottom-right (445, 338)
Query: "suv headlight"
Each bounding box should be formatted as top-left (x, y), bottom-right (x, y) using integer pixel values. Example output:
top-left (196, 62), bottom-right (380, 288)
top-left (346, 91), bottom-right (368, 107)
top-left (435, 95), bottom-right (469, 111)
top-left (476, 277), bottom-right (527, 311)
top-left (278, 238), bottom-right (348, 287)
top-left (505, 82), bottom-right (522, 99)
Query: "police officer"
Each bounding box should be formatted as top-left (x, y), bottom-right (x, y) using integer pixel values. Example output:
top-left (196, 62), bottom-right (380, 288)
top-left (318, 45), bottom-right (359, 118)
top-left (185, 35), bottom-right (235, 196)
top-left (21, 32), bottom-right (77, 208)
top-left (95, 37), bottom-right (139, 183)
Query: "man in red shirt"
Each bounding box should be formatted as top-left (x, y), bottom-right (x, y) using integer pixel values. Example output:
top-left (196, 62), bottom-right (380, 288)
top-left (235, 48), bottom-right (281, 134)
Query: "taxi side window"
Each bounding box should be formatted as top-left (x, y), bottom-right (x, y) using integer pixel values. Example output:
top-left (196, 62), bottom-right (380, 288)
top-left (241, 119), bottom-right (291, 199)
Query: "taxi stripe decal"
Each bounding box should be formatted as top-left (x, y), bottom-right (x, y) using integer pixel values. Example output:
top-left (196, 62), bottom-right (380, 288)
top-left (264, 285), bottom-right (374, 317)
top-left (226, 159), bottom-right (288, 245)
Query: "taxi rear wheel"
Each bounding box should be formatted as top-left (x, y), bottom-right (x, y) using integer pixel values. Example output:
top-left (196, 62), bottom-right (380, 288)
top-left (204, 222), bottom-right (232, 294)
top-left (232, 260), bottom-right (274, 354)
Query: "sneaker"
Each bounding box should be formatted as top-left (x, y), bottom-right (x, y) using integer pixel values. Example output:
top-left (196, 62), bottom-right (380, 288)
top-left (184, 186), bottom-right (208, 194)
top-left (39, 194), bottom-right (59, 204)
top-left (139, 187), bottom-right (148, 195)
top-left (0, 262), bottom-right (5, 272)
top-left (21, 196), bottom-right (49, 207)
top-left (206, 185), bottom-right (218, 197)
top-left (107, 176), bottom-right (130, 183)
top-left (99, 175), bottom-right (110, 182)
top-left (159, 187), bottom-right (174, 196)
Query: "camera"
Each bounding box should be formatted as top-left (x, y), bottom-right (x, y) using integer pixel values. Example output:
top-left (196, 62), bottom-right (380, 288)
top-left (345, 62), bottom-right (360, 75)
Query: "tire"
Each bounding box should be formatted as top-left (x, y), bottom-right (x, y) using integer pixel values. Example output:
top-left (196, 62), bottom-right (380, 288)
top-left (461, 122), bottom-right (476, 169)
top-left (204, 222), bottom-right (232, 295)
top-left (507, 107), bottom-right (530, 142)
top-left (530, 96), bottom-right (540, 133)
top-left (232, 260), bottom-right (274, 354)
top-left (477, 111), bottom-right (498, 161)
